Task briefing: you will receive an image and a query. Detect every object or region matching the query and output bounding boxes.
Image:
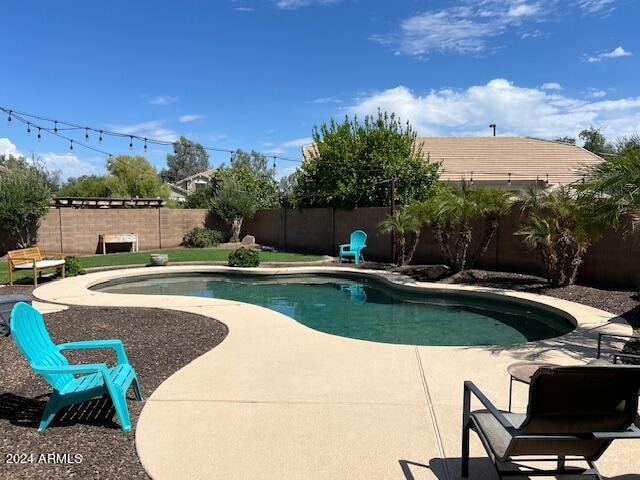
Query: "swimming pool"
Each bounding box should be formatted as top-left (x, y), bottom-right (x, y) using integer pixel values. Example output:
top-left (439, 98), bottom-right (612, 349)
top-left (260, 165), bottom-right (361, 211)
top-left (94, 273), bottom-right (575, 346)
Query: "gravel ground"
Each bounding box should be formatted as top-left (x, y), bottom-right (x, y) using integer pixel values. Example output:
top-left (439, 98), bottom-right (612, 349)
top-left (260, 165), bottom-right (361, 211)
top-left (0, 293), bottom-right (228, 480)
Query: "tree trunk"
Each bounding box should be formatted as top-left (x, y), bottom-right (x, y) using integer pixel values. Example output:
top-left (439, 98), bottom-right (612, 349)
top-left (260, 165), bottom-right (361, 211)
top-left (405, 231), bottom-right (421, 265)
top-left (398, 235), bottom-right (406, 266)
top-left (455, 226), bottom-right (473, 272)
top-left (469, 219), bottom-right (498, 268)
top-left (230, 217), bottom-right (243, 243)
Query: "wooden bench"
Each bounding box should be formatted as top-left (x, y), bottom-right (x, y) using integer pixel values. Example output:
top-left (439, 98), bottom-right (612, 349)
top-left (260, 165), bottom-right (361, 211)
top-left (7, 247), bottom-right (65, 286)
top-left (99, 233), bottom-right (139, 255)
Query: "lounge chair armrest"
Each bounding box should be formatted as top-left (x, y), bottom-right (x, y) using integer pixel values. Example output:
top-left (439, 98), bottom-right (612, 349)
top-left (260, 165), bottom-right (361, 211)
top-left (597, 332), bottom-right (639, 358)
top-left (58, 339), bottom-right (129, 364)
top-left (33, 363), bottom-right (108, 376)
top-left (463, 381), bottom-right (517, 431)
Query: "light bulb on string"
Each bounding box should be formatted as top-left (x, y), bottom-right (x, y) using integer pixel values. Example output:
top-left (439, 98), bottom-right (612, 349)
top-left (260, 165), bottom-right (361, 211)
top-left (85, 128), bottom-right (89, 141)
top-left (37, 128), bottom-right (42, 142)
top-left (54, 121), bottom-right (58, 133)
top-left (272, 156), bottom-right (277, 170)
top-left (99, 130), bottom-right (103, 143)
top-left (27, 123), bottom-right (31, 136)
top-left (7, 110), bottom-right (12, 126)
top-left (69, 140), bottom-right (74, 151)
top-left (143, 138), bottom-right (148, 153)
top-left (470, 172), bottom-right (474, 185)
top-left (507, 173), bottom-right (512, 187)
top-left (129, 136), bottom-right (133, 150)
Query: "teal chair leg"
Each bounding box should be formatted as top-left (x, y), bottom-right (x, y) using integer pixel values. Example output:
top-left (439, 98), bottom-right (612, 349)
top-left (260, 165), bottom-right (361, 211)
top-left (111, 389), bottom-right (132, 432)
top-left (39, 392), bottom-right (62, 432)
top-left (132, 377), bottom-right (144, 401)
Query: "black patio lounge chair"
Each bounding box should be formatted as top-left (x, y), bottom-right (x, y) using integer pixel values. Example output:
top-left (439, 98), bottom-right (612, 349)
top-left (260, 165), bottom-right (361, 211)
top-left (462, 366), bottom-right (640, 479)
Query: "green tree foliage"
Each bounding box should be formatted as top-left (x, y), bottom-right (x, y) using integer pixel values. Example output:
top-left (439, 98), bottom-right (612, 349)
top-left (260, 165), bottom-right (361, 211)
top-left (514, 186), bottom-right (612, 286)
top-left (0, 158), bottom-right (52, 248)
top-left (0, 154), bottom-right (60, 191)
top-left (378, 207), bottom-right (422, 266)
top-left (58, 155), bottom-right (169, 199)
top-left (294, 111), bottom-right (440, 208)
top-left (412, 183), bottom-right (512, 272)
top-left (553, 136), bottom-right (576, 145)
top-left (161, 137), bottom-right (210, 183)
top-left (212, 176), bottom-right (259, 242)
top-left (579, 127), bottom-right (615, 155)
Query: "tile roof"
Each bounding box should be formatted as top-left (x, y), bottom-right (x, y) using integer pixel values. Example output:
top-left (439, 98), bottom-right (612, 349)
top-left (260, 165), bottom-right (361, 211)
top-left (416, 136), bottom-right (603, 185)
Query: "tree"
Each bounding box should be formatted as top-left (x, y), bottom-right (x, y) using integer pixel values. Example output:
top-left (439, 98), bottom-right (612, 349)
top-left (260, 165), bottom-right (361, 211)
top-left (294, 111), bottom-right (440, 208)
top-left (0, 154), bottom-right (60, 192)
top-left (0, 159), bottom-right (52, 248)
top-left (579, 127), bottom-right (614, 156)
top-left (107, 155), bottom-right (169, 198)
top-left (212, 176), bottom-right (258, 242)
top-left (230, 149), bottom-right (276, 178)
top-left (161, 136), bottom-right (210, 183)
top-left (553, 136), bottom-right (576, 145)
top-left (58, 155), bottom-right (169, 199)
top-left (413, 183), bottom-right (512, 272)
top-left (378, 208), bottom-right (422, 266)
top-left (514, 186), bottom-right (611, 286)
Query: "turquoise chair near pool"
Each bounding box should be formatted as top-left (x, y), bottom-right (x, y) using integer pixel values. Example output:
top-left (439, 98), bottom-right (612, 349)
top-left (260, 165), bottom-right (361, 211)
top-left (339, 230), bottom-right (367, 266)
top-left (9, 302), bottom-right (143, 432)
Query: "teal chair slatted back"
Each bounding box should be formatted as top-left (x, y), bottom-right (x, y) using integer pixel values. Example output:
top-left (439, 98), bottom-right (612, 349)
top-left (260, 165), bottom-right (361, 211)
top-left (350, 230), bottom-right (367, 249)
top-left (10, 302), bottom-right (73, 391)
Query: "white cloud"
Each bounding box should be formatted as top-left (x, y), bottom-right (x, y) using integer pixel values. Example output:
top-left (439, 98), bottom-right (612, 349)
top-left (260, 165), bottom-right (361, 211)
top-left (235, 6), bottom-right (256, 12)
top-left (541, 82), bottom-right (562, 90)
top-left (577, 0), bottom-right (617, 14)
top-left (280, 137), bottom-right (313, 148)
top-left (39, 152), bottom-right (102, 179)
top-left (0, 137), bottom-right (22, 157)
top-left (586, 46), bottom-right (633, 63)
top-left (274, 0), bottom-right (341, 9)
top-left (585, 88), bottom-right (607, 99)
top-left (311, 97), bottom-right (343, 104)
top-left (374, 1), bottom-right (552, 56)
top-left (347, 78), bottom-right (640, 139)
top-left (107, 120), bottom-right (179, 142)
top-left (149, 95), bottom-right (178, 106)
top-left (178, 114), bottom-right (203, 123)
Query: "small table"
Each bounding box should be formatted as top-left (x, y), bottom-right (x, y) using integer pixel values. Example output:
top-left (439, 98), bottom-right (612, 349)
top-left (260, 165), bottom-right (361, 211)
top-left (100, 233), bottom-right (139, 255)
top-left (507, 361), bottom-right (559, 411)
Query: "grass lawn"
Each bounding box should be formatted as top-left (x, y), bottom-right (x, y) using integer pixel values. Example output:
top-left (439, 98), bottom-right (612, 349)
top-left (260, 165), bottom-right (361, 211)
top-left (0, 248), bottom-right (325, 285)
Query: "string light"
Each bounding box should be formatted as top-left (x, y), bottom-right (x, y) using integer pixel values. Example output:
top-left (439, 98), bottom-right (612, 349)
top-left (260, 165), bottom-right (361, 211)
top-left (69, 139), bottom-right (74, 151)
top-left (129, 136), bottom-right (133, 150)
top-left (37, 127), bottom-right (42, 142)
top-left (7, 110), bottom-right (11, 126)
top-left (470, 172), bottom-right (474, 185)
top-left (144, 138), bottom-right (148, 152)
top-left (99, 130), bottom-right (103, 143)
top-left (546, 174), bottom-right (549, 185)
top-left (85, 128), bottom-right (89, 141)
top-left (54, 121), bottom-right (58, 133)
top-left (26, 123), bottom-right (31, 136)
top-left (507, 173), bottom-right (512, 186)
top-left (273, 156), bottom-right (277, 170)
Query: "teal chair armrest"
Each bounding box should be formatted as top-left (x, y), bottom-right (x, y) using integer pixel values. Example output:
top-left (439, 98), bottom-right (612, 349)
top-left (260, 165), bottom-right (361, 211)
top-left (58, 339), bottom-right (129, 365)
top-left (33, 363), bottom-right (109, 376)
top-left (339, 244), bottom-right (350, 253)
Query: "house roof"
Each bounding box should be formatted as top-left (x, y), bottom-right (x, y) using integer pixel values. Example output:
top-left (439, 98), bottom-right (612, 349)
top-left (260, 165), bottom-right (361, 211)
top-left (174, 168), bottom-right (218, 188)
top-left (416, 136), bottom-right (603, 185)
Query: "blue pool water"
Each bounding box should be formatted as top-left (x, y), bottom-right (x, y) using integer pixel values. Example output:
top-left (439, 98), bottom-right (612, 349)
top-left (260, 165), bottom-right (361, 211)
top-left (94, 273), bottom-right (575, 346)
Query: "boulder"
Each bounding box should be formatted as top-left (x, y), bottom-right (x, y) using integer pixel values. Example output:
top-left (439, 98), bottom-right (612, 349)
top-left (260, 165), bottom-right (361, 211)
top-left (241, 235), bottom-right (256, 246)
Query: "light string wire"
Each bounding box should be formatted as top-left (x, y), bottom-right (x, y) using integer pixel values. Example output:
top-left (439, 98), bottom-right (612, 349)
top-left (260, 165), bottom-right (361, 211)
top-left (1, 105), bottom-right (587, 182)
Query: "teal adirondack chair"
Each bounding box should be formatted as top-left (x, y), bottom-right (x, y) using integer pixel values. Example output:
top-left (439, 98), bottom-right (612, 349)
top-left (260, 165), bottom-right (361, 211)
top-left (9, 302), bottom-right (143, 432)
top-left (339, 230), bottom-right (367, 266)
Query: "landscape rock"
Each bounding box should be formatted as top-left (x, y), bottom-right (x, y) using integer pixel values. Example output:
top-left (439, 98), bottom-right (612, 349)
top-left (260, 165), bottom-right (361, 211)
top-left (241, 235), bottom-right (256, 246)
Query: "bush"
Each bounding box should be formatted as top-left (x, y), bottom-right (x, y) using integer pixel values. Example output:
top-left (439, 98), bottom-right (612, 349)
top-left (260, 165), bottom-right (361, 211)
top-left (64, 256), bottom-right (85, 277)
top-left (183, 227), bottom-right (224, 248)
top-left (228, 247), bottom-right (260, 267)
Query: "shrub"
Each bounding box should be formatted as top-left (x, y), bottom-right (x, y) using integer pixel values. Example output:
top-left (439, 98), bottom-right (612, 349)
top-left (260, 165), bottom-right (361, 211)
top-left (64, 256), bottom-right (85, 277)
top-left (228, 247), bottom-right (260, 267)
top-left (183, 227), bottom-right (224, 248)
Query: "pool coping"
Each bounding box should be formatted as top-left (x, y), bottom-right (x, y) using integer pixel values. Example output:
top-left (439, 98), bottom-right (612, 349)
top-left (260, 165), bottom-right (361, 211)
top-left (31, 266), bottom-right (636, 480)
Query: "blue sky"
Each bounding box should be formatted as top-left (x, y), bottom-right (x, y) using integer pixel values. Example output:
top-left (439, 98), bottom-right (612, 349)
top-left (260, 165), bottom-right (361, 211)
top-left (0, 0), bottom-right (638, 179)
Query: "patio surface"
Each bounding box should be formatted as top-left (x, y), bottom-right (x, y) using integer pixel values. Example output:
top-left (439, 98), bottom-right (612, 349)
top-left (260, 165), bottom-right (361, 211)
top-left (33, 266), bottom-right (638, 480)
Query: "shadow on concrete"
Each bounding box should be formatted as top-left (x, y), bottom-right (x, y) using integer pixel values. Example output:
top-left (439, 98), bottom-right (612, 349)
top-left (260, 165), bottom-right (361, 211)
top-left (399, 458), bottom-right (498, 480)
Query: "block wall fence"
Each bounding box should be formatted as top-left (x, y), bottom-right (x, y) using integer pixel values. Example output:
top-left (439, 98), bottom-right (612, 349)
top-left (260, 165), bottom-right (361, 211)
top-left (1, 206), bottom-right (637, 287)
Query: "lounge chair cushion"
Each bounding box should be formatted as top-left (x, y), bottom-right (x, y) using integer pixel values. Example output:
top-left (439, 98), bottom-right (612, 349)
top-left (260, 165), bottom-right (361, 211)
top-left (471, 410), bottom-right (611, 461)
top-left (14, 259), bottom-right (65, 269)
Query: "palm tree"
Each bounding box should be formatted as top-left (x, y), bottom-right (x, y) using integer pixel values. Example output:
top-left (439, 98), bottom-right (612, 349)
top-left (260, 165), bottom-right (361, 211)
top-left (378, 208), bottom-right (421, 266)
top-left (414, 182), bottom-right (512, 273)
top-left (515, 186), bottom-right (612, 286)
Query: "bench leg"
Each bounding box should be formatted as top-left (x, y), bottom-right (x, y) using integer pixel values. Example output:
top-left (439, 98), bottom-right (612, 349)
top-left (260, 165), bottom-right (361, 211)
top-left (61, 265), bottom-right (66, 279)
top-left (33, 266), bottom-right (38, 287)
top-left (8, 265), bottom-right (13, 286)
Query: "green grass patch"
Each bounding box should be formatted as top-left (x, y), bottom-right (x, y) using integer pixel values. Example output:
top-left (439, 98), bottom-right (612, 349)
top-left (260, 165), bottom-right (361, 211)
top-left (0, 248), bottom-right (325, 285)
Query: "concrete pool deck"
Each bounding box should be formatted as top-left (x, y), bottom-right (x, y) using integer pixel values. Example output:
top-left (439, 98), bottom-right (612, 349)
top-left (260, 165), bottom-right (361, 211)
top-left (33, 266), bottom-right (638, 480)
